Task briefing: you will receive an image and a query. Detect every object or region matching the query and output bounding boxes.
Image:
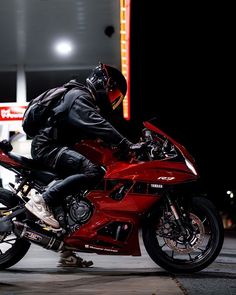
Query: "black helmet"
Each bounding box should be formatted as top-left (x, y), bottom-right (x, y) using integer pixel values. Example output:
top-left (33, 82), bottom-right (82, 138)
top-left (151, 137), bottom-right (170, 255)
top-left (86, 63), bottom-right (127, 110)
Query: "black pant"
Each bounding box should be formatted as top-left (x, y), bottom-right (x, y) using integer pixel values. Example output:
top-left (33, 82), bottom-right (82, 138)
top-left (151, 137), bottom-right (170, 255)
top-left (41, 148), bottom-right (105, 206)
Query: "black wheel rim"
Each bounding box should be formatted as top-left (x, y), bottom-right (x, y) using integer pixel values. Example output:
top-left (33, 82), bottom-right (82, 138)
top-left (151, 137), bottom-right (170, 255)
top-left (154, 202), bottom-right (219, 266)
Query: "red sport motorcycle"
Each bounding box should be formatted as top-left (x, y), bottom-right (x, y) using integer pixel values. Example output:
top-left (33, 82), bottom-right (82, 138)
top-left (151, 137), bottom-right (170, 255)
top-left (0, 119), bottom-right (224, 273)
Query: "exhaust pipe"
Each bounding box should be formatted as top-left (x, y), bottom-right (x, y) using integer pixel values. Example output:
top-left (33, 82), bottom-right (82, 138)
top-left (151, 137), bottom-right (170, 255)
top-left (13, 221), bottom-right (64, 252)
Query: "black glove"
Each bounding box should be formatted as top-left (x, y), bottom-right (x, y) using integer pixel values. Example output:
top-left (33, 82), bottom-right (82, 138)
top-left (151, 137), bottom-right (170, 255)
top-left (115, 140), bottom-right (147, 161)
top-left (117, 138), bottom-right (133, 152)
top-left (114, 138), bottom-right (133, 160)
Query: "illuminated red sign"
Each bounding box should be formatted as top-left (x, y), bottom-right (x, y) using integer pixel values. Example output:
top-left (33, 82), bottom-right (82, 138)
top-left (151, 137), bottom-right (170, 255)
top-left (0, 106), bottom-right (27, 121)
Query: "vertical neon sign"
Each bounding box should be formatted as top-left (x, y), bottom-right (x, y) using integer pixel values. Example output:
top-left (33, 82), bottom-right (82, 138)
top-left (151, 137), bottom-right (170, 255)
top-left (120, 0), bottom-right (131, 120)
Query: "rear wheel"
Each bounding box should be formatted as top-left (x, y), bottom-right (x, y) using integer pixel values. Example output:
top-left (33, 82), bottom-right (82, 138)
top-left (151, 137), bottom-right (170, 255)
top-left (142, 196), bottom-right (224, 273)
top-left (0, 188), bottom-right (31, 269)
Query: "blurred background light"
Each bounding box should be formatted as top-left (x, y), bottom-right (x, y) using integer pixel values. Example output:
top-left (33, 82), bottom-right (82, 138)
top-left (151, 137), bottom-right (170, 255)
top-left (54, 40), bottom-right (73, 56)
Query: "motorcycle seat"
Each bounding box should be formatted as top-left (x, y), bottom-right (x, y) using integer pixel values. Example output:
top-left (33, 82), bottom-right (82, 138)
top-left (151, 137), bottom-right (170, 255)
top-left (8, 152), bottom-right (57, 182)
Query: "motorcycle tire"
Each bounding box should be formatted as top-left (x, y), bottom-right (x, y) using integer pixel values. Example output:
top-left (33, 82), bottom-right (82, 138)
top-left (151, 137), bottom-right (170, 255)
top-left (0, 188), bottom-right (31, 269)
top-left (142, 196), bottom-right (224, 273)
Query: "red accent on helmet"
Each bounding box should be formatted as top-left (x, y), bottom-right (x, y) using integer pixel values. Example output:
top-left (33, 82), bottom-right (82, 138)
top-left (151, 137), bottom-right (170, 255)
top-left (107, 87), bottom-right (124, 110)
top-left (103, 64), bottom-right (127, 110)
top-left (86, 63), bottom-right (127, 110)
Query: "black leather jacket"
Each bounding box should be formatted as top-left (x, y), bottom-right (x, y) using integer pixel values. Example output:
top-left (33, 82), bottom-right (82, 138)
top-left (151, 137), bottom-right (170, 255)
top-left (31, 84), bottom-right (131, 167)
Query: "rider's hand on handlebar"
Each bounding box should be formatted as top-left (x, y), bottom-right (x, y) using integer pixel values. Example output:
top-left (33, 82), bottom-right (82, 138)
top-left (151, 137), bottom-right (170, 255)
top-left (112, 138), bottom-right (132, 160)
top-left (114, 139), bottom-right (147, 161)
top-left (129, 142), bottom-right (147, 159)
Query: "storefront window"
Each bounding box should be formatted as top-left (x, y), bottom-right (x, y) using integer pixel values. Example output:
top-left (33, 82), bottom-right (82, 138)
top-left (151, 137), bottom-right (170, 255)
top-left (0, 72), bottom-right (16, 102)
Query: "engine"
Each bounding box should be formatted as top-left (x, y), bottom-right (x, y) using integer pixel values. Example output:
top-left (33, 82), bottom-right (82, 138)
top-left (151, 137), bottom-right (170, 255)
top-left (65, 195), bottom-right (93, 233)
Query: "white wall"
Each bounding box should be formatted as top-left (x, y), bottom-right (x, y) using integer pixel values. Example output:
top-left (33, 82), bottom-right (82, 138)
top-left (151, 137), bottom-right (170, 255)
top-left (0, 120), bottom-right (31, 189)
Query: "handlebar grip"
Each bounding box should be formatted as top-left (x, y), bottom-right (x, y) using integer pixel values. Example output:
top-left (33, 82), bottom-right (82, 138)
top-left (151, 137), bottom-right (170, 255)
top-left (0, 140), bottom-right (13, 153)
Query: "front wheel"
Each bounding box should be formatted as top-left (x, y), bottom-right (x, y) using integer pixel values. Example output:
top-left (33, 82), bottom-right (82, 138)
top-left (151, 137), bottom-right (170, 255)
top-left (0, 188), bottom-right (31, 269)
top-left (142, 196), bottom-right (224, 273)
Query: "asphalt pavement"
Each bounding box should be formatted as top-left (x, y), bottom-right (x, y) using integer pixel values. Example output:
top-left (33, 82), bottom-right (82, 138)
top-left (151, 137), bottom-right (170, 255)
top-left (0, 230), bottom-right (235, 295)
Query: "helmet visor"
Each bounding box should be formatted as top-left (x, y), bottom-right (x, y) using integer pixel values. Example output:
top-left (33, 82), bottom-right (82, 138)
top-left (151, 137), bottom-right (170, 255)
top-left (108, 88), bottom-right (124, 110)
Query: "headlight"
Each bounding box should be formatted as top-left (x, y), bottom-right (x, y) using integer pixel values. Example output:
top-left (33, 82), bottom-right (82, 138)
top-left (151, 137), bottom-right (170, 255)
top-left (185, 158), bottom-right (198, 175)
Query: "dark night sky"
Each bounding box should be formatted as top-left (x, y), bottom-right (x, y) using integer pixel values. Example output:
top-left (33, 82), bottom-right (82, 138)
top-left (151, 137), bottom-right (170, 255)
top-left (122, 2), bottom-right (235, 205)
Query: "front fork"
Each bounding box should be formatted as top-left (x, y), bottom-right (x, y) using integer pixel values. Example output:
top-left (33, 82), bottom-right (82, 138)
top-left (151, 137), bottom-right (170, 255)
top-left (165, 194), bottom-right (187, 236)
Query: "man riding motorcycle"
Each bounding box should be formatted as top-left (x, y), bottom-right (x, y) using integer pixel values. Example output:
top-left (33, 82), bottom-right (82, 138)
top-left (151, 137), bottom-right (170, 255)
top-left (25, 63), bottom-right (135, 267)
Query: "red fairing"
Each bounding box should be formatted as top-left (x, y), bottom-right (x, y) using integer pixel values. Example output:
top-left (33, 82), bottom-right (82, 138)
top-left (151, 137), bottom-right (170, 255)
top-left (105, 161), bottom-right (197, 184)
top-left (75, 140), bottom-right (116, 166)
top-left (64, 191), bottom-right (159, 255)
